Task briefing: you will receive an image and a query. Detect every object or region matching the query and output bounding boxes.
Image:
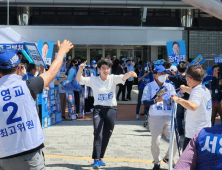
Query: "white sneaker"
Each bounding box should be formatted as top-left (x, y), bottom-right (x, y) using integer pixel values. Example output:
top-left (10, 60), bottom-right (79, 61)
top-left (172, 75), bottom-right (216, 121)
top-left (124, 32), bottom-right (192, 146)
top-left (144, 115), bottom-right (148, 119)
top-left (90, 108), bottom-right (94, 112)
top-left (85, 112), bottom-right (88, 115)
top-left (136, 115), bottom-right (139, 119)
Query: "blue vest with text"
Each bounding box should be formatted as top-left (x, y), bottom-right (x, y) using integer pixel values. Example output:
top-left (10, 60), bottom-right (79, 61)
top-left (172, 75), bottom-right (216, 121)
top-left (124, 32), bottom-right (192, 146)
top-left (197, 124), bottom-right (222, 170)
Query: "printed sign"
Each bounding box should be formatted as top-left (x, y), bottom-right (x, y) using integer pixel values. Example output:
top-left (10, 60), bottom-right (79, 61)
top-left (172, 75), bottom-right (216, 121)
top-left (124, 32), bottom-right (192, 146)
top-left (24, 42), bottom-right (46, 68)
top-left (41, 87), bottom-right (62, 129)
top-left (189, 55), bottom-right (206, 66)
top-left (37, 41), bottom-right (54, 65)
top-left (167, 40), bottom-right (186, 66)
top-left (213, 55), bottom-right (222, 65)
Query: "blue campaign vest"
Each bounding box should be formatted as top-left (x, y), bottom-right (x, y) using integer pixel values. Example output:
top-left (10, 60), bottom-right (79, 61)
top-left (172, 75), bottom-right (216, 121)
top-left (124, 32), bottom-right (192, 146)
top-left (0, 74), bottom-right (45, 158)
top-left (197, 124), bottom-right (222, 170)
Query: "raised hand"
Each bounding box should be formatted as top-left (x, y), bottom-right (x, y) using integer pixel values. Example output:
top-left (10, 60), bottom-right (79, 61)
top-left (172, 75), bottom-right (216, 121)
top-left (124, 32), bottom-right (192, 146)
top-left (57, 40), bottom-right (74, 54)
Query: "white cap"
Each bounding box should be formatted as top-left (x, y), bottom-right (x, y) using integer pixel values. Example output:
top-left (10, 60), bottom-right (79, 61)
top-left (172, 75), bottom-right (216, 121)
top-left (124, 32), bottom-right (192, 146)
top-left (170, 65), bottom-right (178, 72)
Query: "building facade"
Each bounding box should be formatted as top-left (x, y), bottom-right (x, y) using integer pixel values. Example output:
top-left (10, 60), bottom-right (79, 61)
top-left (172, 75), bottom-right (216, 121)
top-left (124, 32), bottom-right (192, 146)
top-left (0, 0), bottom-right (222, 67)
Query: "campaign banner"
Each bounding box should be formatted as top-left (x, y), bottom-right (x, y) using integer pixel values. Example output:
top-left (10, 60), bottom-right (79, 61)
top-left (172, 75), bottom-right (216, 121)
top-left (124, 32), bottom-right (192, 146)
top-left (0, 44), bottom-right (24, 51)
top-left (166, 40), bottom-right (186, 66)
top-left (189, 55), bottom-right (206, 66)
top-left (37, 41), bottom-right (54, 65)
top-left (213, 55), bottom-right (222, 65)
top-left (24, 42), bottom-right (46, 68)
top-left (42, 87), bottom-right (62, 129)
top-left (79, 91), bottom-right (84, 119)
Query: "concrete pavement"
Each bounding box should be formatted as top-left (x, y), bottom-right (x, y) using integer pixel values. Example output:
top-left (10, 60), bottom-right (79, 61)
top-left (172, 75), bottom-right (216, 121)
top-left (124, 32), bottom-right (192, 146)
top-left (43, 120), bottom-right (179, 170)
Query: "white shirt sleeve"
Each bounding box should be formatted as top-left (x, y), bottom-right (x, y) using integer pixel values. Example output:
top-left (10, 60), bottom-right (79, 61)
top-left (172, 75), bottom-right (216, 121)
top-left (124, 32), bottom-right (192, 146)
top-left (141, 84), bottom-right (151, 101)
top-left (79, 76), bottom-right (92, 87)
top-left (113, 75), bottom-right (125, 85)
top-left (189, 89), bottom-right (201, 107)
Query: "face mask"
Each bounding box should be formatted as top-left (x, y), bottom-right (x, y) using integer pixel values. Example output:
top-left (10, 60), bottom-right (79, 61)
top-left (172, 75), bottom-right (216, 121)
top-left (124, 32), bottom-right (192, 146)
top-left (93, 64), bottom-right (97, 68)
top-left (68, 57), bottom-right (71, 60)
top-left (144, 67), bottom-right (149, 72)
top-left (158, 75), bottom-right (166, 83)
top-left (128, 63), bottom-right (131, 66)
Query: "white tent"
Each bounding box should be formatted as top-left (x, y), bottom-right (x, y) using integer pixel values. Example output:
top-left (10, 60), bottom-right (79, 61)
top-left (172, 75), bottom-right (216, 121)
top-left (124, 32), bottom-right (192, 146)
top-left (0, 27), bottom-right (28, 51)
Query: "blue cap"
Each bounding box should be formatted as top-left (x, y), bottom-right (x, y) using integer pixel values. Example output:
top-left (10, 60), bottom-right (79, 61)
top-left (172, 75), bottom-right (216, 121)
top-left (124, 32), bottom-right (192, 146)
top-left (153, 65), bottom-right (166, 73)
top-left (206, 66), bottom-right (212, 75)
top-left (0, 49), bottom-right (20, 69)
top-left (91, 60), bottom-right (97, 64)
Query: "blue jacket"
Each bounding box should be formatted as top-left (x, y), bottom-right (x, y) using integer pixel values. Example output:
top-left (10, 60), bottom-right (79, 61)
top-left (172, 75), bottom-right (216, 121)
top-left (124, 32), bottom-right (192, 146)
top-left (138, 71), bottom-right (154, 90)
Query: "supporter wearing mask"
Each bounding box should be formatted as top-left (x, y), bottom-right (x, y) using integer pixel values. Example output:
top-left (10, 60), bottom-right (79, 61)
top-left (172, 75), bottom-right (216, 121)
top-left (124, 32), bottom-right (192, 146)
top-left (171, 65), bottom-right (212, 151)
top-left (209, 65), bottom-right (222, 125)
top-left (111, 54), bottom-right (119, 75)
top-left (66, 55), bottom-right (72, 71)
top-left (136, 63), bottom-right (154, 119)
top-left (125, 59), bottom-right (135, 100)
top-left (167, 62), bottom-right (188, 136)
top-left (105, 54), bottom-right (113, 74)
top-left (76, 59), bottom-right (137, 169)
top-left (142, 65), bottom-right (177, 170)
top-left (0, 40), bottom-right (73, 170)
top-left (22, 63), bottom-right (37, 80)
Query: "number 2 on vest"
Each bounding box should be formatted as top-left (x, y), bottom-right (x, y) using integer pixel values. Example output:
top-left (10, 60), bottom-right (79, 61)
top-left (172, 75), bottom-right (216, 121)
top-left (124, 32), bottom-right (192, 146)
top-left (3, 102), bottom-right (22, 125)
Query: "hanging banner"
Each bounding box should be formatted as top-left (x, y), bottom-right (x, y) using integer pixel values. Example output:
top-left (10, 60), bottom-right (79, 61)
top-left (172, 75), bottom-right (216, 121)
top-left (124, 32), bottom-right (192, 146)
top-left (24, 42), bottom-right (46, 68)
top-left (37, 41), bottom-right (54, 65)
top-left (42, 87), bottom-right (62, 129)
top-left (0, 44), bottom-right (24, 52)
top-left (189, 55), bottom-right (206, 66)
top-left (166, 40), bottom-right (186, 66)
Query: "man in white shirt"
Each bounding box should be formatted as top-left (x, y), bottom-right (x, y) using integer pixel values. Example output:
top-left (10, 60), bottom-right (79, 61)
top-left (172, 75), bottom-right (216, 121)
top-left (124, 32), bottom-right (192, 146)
top-left (76, 59), bottom-right (137, 169)
top-left (171, 65), bottom-right (212, 151)
top-left (141, 65), bottom-right (177, 170)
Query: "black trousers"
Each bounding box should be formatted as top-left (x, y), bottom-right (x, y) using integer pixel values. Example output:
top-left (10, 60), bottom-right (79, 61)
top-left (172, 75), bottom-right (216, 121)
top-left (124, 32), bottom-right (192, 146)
top-left (74, 91), bottom-right (80, 113)
top-left (85, 98), bottom-right (91, 112)
top-left (117, 84), bottom-right (126, 100)
top-left (126, 80), bottom-right (133, 99)
top-left (89, 96), bottom-right (94, 109)
top-left (183, 137), bottom-right (191, 151)
top-left (92, 107), bottom-right (117, 159)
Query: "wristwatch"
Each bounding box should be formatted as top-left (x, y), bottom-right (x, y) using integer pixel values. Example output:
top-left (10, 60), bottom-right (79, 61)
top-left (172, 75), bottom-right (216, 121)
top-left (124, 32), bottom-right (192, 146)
top-left (177, 98), bottom-right (180, 103)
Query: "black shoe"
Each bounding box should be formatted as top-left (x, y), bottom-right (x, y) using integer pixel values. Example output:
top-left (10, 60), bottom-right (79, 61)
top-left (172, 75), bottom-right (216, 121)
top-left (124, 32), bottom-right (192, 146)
top-left (128, 97), bottom-right (131, 100)
top-left (122, 99), bottom-right (128, 101)
top-left (153, 164), bottom-right (160, 170)
top-left (163, 158), bottom-right (175, 168)
top-left (116, 97), bottom-right (119, 101)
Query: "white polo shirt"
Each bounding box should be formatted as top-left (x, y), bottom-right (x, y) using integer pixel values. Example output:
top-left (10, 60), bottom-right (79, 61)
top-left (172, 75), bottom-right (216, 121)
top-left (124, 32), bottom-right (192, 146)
top-left (79, 74), bottom-right (125, 106)
top-left (185, 85), bottom-right (212, 139)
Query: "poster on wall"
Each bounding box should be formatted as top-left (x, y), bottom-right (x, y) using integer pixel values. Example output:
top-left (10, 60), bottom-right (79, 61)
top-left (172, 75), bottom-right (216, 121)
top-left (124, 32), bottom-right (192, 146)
top-left (166, 40), bottom-right (186, 66)
top-left (37, 40), bottom-right (54, 65)
top-left (42, 87), bottom-right (62, 129)
top-left (24, 42), bottom-right (46, 68)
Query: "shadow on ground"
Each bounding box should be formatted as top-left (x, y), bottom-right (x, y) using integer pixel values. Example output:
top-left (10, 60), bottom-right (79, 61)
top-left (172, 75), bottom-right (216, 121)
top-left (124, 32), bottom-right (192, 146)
top-left (46, 163), bottom-right (168, 170)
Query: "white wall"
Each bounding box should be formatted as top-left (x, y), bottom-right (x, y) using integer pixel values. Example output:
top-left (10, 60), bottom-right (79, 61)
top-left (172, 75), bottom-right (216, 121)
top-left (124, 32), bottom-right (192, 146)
top-left (0, 26), bottom-right (184, 46)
